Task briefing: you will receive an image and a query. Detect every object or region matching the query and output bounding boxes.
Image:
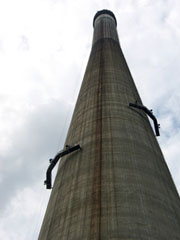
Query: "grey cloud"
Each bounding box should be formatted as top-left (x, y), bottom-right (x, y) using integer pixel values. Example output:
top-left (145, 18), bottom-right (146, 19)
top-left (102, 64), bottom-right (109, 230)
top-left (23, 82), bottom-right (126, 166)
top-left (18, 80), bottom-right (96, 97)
top-left (0, 98), bottom-right (73, 212)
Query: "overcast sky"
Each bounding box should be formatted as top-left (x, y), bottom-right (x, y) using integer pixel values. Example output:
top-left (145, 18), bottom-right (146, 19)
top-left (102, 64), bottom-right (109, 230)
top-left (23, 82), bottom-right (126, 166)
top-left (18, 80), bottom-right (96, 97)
top-left (0, 0), bottom-right (180, 239)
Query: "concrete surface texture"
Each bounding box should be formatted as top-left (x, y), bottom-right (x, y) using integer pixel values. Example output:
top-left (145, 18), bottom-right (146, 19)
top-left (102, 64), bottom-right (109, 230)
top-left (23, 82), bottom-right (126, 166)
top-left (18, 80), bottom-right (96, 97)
top-left (38, 10), bottom-right (180, 240)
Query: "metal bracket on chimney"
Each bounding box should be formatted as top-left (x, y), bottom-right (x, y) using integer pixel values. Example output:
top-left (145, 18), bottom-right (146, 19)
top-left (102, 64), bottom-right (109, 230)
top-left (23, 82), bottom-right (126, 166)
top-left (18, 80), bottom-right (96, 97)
top-left (44, 144), bottom-right (81, 189)
top-left (129, 102), bottom-right (160, 137)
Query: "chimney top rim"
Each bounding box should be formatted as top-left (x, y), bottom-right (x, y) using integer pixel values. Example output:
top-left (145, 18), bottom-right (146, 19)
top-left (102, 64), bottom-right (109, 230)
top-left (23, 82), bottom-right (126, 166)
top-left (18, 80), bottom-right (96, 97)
top-left (93, 10), bottom-right (117, 27)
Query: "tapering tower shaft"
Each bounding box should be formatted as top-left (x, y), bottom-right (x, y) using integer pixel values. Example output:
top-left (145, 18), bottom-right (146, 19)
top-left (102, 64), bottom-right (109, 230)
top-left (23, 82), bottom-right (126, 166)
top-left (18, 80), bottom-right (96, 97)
top-left (38, 10), bottom-right (180, 240)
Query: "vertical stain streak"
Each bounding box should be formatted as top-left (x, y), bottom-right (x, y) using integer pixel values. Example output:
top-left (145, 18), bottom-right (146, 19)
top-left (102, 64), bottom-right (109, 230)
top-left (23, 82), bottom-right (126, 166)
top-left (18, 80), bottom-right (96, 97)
top-left (90, 40), bottom-right (104, 239)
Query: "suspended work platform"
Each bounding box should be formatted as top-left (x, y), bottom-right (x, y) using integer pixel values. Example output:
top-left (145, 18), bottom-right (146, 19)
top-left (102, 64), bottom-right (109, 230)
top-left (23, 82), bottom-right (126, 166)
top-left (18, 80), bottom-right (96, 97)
top-left (44, 144), bottom-right (81, 189)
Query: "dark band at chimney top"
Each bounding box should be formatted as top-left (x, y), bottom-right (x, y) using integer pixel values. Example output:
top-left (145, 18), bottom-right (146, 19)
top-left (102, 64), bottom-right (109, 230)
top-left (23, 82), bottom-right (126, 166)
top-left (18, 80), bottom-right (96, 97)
top-left (93, 9), bottom-right (117, 27)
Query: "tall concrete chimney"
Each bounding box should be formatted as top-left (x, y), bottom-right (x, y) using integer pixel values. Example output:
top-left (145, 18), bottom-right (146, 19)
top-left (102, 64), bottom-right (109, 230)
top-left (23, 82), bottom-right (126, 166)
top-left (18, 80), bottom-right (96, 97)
top-left (38, 10), bottom-right (180, 240)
